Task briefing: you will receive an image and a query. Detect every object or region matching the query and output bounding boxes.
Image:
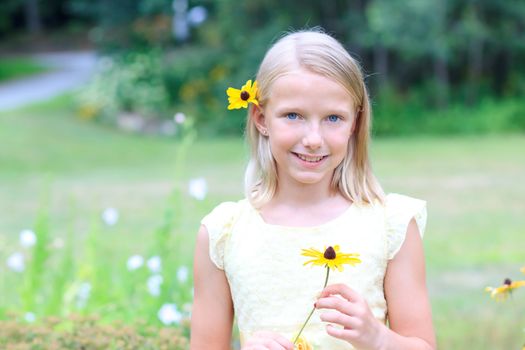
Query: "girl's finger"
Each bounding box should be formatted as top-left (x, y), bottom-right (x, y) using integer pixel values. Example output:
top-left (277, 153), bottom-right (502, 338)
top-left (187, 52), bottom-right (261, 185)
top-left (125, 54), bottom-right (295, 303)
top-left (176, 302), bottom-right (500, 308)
top-left (319, 309), bottom-right (359, 329)
top-left (315, 295), bottom-right (354, 316)
top-left (318, 283), bottom-right (361, 302)
top-left (325, 323), bottom-right (358, 342)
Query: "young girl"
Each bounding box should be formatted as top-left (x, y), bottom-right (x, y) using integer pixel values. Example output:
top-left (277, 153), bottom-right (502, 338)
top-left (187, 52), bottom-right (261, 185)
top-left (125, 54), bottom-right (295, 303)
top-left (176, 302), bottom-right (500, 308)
top-left (191, 29), bottom-right (435, 350)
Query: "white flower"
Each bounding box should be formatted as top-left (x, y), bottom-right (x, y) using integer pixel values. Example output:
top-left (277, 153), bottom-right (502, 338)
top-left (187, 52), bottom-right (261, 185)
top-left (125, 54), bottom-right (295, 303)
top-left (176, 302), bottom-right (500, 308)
top-left (174, 112), bottom-right (186, 124)
top-left (188, 177), bottom-right (207, 200)
top-left (76, 282), bottom-right (92, 309)
top-left (177, 265), bottom-right (189, 283)
top-left (158, 303), bottom-right (182, 325)
top-left (19, 229), bottom-right (37, 247)
top-left (147, 256), bottom-right (162, 273)
top-left (147, 274), bottom-right (163, 296)
top-left (187, 6), bottom-right (208, 26)
top-left (24, 312), bottom-right (36, 323)
top-left (127, 255), bottom-right (144, 271)
top-left (102, 207), bottom-right (119, 226)
top-left (6, 252), bottom-right (25, 272)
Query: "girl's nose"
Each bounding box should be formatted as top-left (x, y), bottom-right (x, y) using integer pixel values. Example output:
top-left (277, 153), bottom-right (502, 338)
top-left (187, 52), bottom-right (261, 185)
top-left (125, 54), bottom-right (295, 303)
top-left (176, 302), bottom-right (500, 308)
top-left (302, 126), bottom-right (323, 150)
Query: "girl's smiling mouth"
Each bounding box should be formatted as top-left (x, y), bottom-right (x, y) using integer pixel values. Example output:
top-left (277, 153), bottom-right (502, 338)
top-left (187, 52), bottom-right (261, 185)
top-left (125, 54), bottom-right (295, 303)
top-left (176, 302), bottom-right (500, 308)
top-left (292, 152), bottom-right (328, 163)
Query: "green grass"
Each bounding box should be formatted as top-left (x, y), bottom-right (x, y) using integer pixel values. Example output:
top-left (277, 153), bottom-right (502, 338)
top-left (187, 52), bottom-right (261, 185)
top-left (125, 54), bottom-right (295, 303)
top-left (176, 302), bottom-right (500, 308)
top-left (0, 57), bottom-right (48, 82)
top-left (1, 95), bottom-right (524, 349)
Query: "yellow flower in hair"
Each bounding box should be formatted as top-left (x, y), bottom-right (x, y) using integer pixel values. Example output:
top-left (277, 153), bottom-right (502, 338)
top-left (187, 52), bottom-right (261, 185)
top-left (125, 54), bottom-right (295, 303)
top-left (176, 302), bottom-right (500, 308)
top-left (485, 278), bottom-right (525, 301)
top-left (302, 245), bottom-right (361, 272)
top-left (226, 79), bottom-right (259, 110)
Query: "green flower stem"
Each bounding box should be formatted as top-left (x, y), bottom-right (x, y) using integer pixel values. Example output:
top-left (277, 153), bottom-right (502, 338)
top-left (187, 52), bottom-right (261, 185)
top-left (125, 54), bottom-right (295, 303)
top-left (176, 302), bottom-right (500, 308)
top-left (293, 265), bottom-right (330, 345)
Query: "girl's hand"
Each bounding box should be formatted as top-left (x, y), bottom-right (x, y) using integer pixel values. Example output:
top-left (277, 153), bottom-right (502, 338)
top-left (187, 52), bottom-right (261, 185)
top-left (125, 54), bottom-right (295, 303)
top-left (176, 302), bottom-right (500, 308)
top-left (315, 283), bottom-right (387, 350)
top-left (242, 331), bottom-right (294, 350)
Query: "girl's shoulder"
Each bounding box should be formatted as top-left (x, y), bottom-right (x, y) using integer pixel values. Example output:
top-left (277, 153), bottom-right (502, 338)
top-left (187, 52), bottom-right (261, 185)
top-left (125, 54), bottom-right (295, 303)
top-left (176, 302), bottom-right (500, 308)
top-left (201, 198), bottom-right (250, 227)
top-left (381, 193), bottom-right (428, 260)
top-left (200, 199), bottom-right (249, 270)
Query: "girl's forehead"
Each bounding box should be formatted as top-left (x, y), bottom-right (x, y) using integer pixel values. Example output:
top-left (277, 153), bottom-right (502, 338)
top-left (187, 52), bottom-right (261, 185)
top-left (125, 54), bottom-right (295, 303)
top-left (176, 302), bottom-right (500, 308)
top-left (266, 69), bottom-right (354, 110)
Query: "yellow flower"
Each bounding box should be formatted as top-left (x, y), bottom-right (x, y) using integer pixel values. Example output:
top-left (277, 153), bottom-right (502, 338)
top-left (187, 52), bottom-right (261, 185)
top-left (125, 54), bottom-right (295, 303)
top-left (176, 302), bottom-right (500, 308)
top-left (294, 336), bottom-right (312, 350)
top-left (485, 278), bottom-right (525, 301)
top-left (301, 245), bottom-right (361, 272)
top-left (521, 266), bottom-right (525, 274)
top-left (226, 79), bottom-right (259, 110)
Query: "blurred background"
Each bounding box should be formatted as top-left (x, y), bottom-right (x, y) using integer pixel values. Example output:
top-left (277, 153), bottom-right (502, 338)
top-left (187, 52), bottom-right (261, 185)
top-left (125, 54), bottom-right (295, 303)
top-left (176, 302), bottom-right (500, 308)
top-left (0, 0), bottom-right (524, 349)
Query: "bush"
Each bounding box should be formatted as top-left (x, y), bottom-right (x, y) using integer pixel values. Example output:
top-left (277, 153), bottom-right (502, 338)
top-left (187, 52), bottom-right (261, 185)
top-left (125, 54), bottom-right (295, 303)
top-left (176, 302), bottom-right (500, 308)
top-left (372, 85), bottom-right (525, 136)
top-left (0, 314), bottom-right (189, 350)
top-left (77, 50), bottom-right (171, 125)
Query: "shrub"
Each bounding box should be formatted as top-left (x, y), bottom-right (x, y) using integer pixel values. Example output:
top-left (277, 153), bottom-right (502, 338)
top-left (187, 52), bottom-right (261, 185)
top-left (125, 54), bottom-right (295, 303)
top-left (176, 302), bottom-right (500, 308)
top-left (0, 314), bottom-right (189, 350)
top-left (77, 50), bottom-right (171, 126)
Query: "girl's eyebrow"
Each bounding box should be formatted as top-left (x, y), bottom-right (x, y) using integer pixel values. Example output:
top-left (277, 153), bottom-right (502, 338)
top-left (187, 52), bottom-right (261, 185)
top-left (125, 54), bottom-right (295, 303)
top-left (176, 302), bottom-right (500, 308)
top-left (274, 106), bottom-right (351, 117)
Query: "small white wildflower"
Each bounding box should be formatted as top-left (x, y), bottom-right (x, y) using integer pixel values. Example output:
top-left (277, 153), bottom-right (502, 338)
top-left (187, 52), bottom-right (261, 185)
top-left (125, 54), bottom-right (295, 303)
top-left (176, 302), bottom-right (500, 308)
top-left (177, 265), bottom-right (189, 283)
top-left (147, 274), bottom-right (163, 297)
top-left (102, 207), bottom-right (119, 226)
top-left (6, 252), bottom-right (25, 272)
top-left (24, 312), bottom-right (36, 323)
top-left (147, 256), bottom-right (162, 273)
top-left (19, 229), bottom-right (37, 247)
top-left (174, 112), bottom-right (186, 124)
top-left (76, 282), bottom-right (92, 309)
top-left (187, 6), bottom-right (208, 26)
top-left (158, 303), bottom-right (182, 325)
top-left (127, 255), bottom-right (144, 271)
top-left (188, 177), bottom-right (207, 200)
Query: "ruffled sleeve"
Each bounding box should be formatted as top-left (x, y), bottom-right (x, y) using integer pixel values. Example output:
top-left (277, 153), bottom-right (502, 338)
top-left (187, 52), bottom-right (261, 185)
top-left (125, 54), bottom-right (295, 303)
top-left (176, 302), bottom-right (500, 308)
top-left (201, 201), bottom-right (239, 270)
top-left (385, 193), bottom-right (427, 260)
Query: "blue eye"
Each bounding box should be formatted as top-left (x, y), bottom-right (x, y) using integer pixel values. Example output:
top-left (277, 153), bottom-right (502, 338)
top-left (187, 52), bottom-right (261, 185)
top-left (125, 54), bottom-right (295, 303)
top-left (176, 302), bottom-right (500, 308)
top-left (286, 112), bottom-right (298, 120)
top-left (327, 115), bottom-right (340, 122)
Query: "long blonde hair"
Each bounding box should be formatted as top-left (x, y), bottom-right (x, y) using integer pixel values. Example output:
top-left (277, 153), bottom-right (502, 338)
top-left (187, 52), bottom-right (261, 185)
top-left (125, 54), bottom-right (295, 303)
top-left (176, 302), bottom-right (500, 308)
top-left (245, 29), bottom-right (384, 208)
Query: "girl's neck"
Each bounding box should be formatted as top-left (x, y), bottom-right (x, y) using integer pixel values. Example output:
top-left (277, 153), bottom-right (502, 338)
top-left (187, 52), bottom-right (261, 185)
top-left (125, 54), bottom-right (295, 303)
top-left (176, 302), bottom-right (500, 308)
top-left (271, 170), bottom-right (335, 208)
top-left (272, 184), bottom-right (334, 208)
top-left (260, 187), bottom-right (352, 227)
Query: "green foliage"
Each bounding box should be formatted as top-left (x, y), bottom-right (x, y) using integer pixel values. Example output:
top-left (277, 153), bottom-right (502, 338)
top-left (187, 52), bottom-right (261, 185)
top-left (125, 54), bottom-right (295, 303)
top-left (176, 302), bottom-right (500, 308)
top-left (0, 314), bottom-right (188, 349)
top-left (21, 190), bottom-right (52, 313)
top-left (77, 50), bottom-right (171, 124)
top-left (1, 110), bottom-right (197, 333)
top-left (0, 57), bottom-right (47, 82)
top-left (372, 85), bottom-right (525, 135)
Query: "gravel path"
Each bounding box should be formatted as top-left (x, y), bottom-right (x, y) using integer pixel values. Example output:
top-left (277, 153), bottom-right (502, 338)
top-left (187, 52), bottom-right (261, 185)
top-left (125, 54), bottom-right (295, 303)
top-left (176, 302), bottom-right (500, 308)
top-left (0, 51), bottom-right (97, 111)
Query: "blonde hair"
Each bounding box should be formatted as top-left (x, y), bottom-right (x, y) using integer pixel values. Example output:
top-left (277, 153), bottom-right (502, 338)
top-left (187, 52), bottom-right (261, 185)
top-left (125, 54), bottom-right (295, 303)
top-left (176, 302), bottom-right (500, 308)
top-left (245, 29), bottom-right (385, 208)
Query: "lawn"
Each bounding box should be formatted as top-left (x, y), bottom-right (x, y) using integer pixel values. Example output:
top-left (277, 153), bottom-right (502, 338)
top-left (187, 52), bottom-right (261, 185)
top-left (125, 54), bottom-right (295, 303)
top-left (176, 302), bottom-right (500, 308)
top-left (0, 57), bottom-right (48, 82)
top-left (0, 95), bottom-right (524, 349)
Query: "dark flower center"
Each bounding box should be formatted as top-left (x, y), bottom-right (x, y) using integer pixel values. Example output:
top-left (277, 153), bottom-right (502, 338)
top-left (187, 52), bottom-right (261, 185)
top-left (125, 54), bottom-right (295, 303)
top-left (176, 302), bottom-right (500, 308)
top-left (504, 278), bottom-right (512, 286)
top-left (324, 246), bottom-right (336, 260)
top-left (240, 91), bottom-right (250, 101)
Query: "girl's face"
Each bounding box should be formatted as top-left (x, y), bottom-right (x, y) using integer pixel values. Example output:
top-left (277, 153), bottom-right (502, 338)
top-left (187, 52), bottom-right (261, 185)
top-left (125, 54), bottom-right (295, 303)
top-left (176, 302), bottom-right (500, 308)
top-left (254, 68), bottom-right (357, 188)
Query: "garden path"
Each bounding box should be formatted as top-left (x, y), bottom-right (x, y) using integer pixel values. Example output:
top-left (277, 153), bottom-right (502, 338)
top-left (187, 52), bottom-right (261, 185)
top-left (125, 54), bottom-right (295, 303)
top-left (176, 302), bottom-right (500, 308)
top-left (0, 51), bottom-right (97, 111)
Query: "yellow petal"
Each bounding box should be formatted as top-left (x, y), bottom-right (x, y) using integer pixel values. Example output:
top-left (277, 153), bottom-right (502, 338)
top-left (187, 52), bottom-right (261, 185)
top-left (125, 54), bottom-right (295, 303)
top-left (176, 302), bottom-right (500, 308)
top-left (226, 87), bottom-right (241, 97)
top-left (511, 280), bottom-right (525, 288)
top-left (242, 80), bottom-right (253, 91)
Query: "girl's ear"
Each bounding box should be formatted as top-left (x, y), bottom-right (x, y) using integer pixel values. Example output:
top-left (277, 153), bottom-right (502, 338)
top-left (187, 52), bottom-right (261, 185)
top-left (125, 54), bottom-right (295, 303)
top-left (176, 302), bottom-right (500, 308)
top-left (250, 105), bottom-right (268, 135)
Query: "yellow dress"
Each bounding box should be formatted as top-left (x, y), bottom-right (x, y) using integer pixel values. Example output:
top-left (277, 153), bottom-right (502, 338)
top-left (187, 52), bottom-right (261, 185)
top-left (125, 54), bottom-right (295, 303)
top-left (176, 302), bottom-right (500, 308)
top-left (201, 193), bottom-right (427, 349)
